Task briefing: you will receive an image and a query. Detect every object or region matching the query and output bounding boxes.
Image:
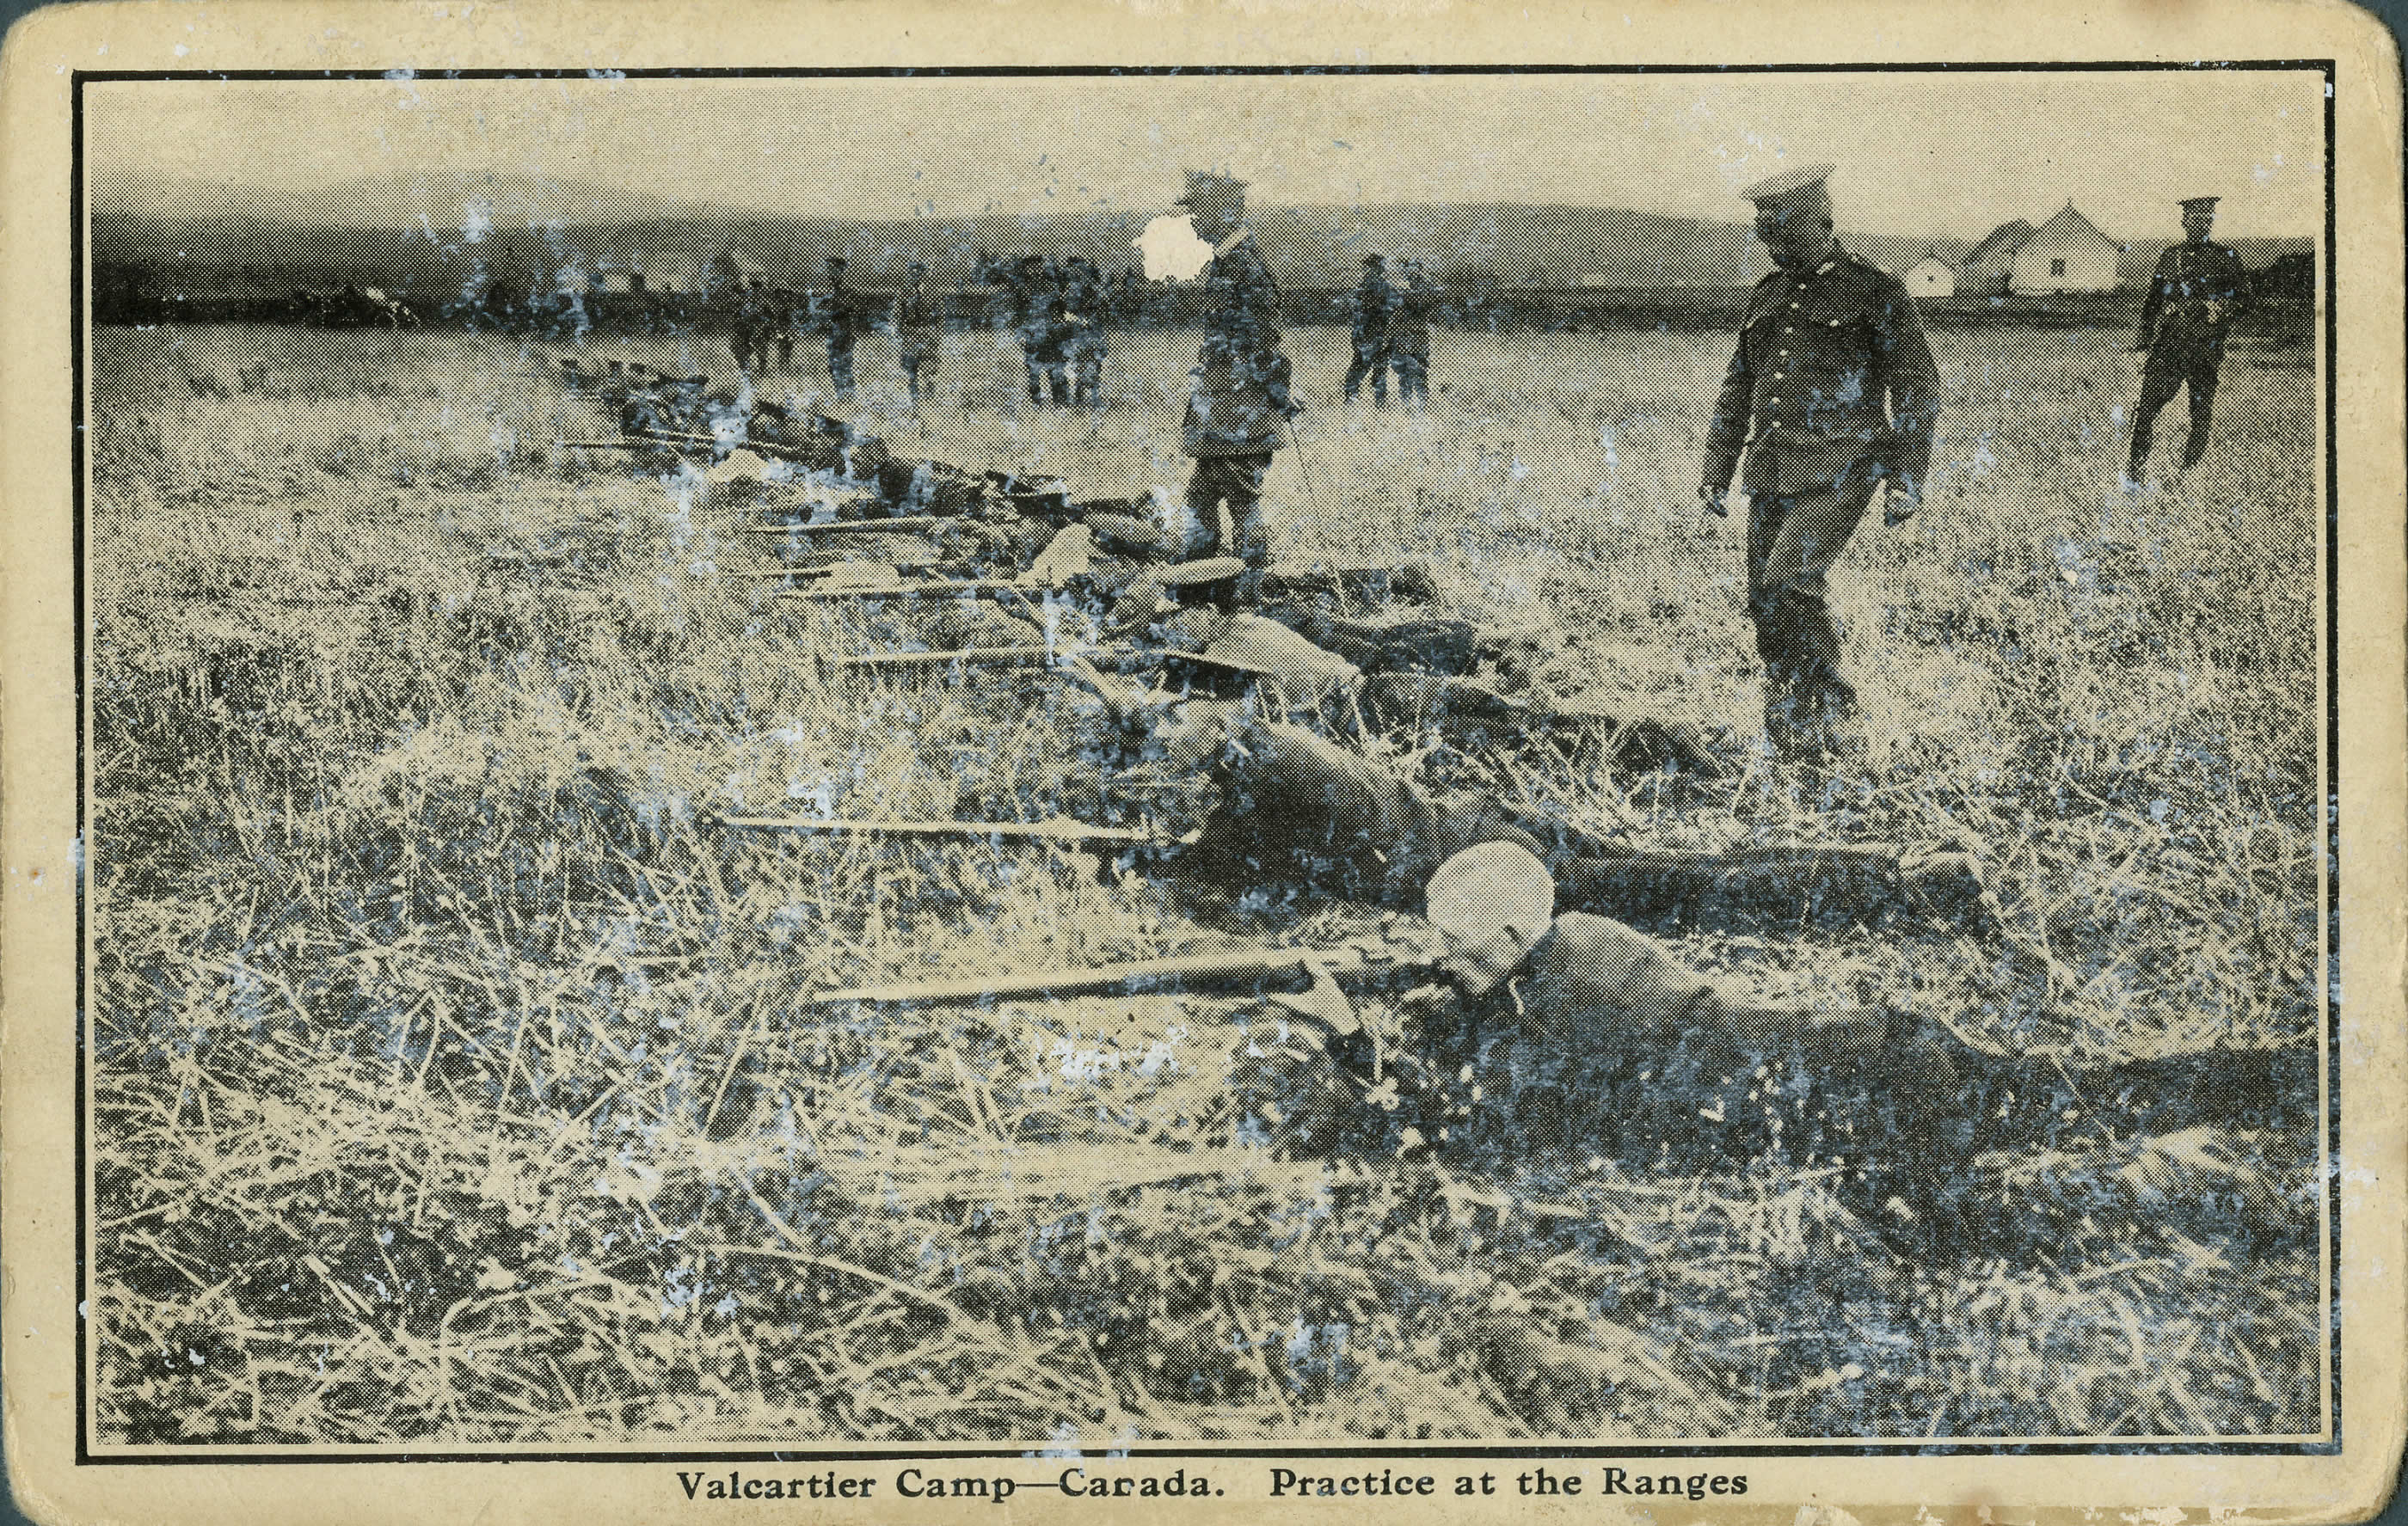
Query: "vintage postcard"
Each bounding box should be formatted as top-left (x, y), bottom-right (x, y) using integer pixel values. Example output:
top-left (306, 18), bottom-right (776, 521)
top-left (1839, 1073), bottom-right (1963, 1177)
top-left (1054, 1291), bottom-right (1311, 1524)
top-left (3, 2), bottom-right (2402, 1523)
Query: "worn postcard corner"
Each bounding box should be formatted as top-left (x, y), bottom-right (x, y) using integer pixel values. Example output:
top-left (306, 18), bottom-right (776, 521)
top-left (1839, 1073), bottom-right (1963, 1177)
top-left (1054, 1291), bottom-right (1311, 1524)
top-left (3, 1), bottom-right (2403, 1523)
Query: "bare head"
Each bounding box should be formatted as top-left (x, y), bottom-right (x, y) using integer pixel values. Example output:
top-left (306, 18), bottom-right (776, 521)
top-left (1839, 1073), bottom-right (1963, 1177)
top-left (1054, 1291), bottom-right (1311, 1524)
top-left (1426, 843), bottom-right (1557, 998)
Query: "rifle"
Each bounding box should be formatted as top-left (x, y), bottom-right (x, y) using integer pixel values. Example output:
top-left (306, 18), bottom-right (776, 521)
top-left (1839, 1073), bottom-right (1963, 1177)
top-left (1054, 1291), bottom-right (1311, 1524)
top-left (780, 579), bottom-right (1027, 601)
top-left (719, 814), bottom-right (1196, 849)
top-left (824, 644), bottom-right (1275, 679)
top-left (811, 936), bottom-right (1420, 1009)
top-left (742, 516), bottom-right (947, 536)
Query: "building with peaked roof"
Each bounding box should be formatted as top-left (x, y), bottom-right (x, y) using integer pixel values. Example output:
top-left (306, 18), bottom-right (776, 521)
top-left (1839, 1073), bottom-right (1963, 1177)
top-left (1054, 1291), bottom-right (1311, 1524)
top-left (1903, 253), bottom-right (1957, 298)
top-left (1961, 218), bottom-right (2034, 297)
top-left (2008, 201), bottom-right (2121, 294)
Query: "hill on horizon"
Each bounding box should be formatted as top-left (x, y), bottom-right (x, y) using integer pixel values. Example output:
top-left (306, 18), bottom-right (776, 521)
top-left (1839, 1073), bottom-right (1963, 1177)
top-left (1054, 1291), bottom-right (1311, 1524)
top-left (90, 175), bottom-right (2313, 300)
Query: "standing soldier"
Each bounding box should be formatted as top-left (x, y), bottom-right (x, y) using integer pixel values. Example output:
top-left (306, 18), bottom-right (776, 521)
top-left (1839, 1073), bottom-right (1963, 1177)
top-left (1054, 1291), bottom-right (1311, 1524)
top-left (771, 285), bottom-right (798, 373)
top-left (1172, 171), bottom-right (1297, 592)
top-left (1342, 253), bottom-right (1396, 406)
top-left (1697, 165), bottom-right (1939, 764)
top-left (728, 277), bottom-right (763, 375)
top-left (817, 256), bottom-right (859, 401)
top-left (2127, 195), bottom-right (2250, 482)
top-left (1064, 255), bottom-right (1110, 408)
top-left (1387, 258), bottom-right (1437, 406)
top-left (893, 260), bottom-right (943, 408)
top-left (1010, 254), bottom-right (1058, 406)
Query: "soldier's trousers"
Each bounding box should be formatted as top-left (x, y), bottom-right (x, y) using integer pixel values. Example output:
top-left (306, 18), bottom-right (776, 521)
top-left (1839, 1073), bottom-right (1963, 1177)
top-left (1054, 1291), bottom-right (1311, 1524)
top-left (2128, 352), bottom-right (2222, 473)
top-left (900, 346), bottom-right (937, 405)
top-left (826, 340), bottom-right (856, 399)
top-left (1388, 346), bottom-right (1428, 404)
top-left (1072, 342), bottom-right (1106, 406)
top-left (1180, 451), bottom-right (1274, 572)
top-left (1746, 477), bottom-right (1877, 758)
top-left (1342, 336), bottom-right (1389, 405)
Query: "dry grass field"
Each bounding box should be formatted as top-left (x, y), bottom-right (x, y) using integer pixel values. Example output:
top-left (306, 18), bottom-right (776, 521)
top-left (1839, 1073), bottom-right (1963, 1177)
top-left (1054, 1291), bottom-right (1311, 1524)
top-left (89, 315), bottom-right (2323, 1446)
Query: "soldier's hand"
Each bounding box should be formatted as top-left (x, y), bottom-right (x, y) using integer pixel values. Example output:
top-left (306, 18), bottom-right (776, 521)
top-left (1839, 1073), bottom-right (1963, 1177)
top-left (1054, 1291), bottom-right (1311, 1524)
top-left (1883, 486), bottom-right (1920, 529)
top-left (1698, 485), bottom-right (1729, 521)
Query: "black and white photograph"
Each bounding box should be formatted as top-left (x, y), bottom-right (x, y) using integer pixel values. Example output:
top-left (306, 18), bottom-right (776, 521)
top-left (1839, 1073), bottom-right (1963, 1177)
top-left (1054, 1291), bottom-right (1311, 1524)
top-left (5, 9), bottom-right (2402, 1515)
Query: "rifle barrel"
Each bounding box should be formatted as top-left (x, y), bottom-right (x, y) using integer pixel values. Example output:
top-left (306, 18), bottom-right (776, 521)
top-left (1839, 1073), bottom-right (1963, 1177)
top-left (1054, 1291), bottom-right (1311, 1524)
top-left (717, 815), bottom-right (1185, 846)
top-left (783, 579), bottom-right (1023, 601)
top-left (743, 517), bottom-right (946, 536)
top-left (830, 646), bottom-right (1071, 671)
top-left (816, 945), bottom-right (1383, 1008)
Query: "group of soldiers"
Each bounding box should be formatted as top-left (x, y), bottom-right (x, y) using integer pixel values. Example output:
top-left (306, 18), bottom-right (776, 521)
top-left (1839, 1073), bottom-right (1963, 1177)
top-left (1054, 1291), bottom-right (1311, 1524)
top-left (724, 255), bottom-right (867, 400)
top-left (580, 162), bottom-right (2292, 1203)
top-left (1342, 252), bottom-right (1439, 407)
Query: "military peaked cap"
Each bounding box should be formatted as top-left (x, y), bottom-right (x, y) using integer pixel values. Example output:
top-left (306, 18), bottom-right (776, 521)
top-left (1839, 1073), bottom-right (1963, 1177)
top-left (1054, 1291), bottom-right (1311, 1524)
top-left (1176, 170), bottom-right (1249, 207)
top-left (1362, 253), bottom-right (1385, 266)
top-left (2178, 195), bottom-right (2222, 212)
top-left (1738, 162), bottom-right (1836, 205)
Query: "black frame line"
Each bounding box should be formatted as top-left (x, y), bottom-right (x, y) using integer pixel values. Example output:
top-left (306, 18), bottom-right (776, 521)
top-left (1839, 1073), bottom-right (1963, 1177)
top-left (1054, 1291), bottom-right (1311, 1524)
top-left (67, 58), bottom-right (2346, 1468)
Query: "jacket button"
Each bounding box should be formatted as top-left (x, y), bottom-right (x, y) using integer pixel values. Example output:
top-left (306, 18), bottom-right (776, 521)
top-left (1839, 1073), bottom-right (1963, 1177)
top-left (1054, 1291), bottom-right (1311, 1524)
top-left (1769, 396), bottom-right (1781, 404)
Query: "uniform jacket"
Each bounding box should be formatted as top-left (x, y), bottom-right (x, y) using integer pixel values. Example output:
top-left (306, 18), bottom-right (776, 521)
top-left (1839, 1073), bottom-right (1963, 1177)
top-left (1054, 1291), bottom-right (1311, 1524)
top-left (1702, 245), bottom-right (1941, 499)
top-left (893, 285), bottom-right (943, 344)
top-left (1183, 345), bottom-right (1296, 457)
top-left (1389, 274), bottom-right (1436, 352)
top-left (814, 282), bottom-right (860, 348)
top-left (2138, 239), bottom-right (2250, 365)
top-left (1351, 270), bottom-right (1395, 340)
top-left (1200, 230), bottom-right (1283, 349)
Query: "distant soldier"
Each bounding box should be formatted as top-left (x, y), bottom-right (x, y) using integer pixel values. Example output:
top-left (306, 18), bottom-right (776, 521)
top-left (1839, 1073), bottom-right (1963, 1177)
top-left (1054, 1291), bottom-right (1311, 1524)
top-left (728, 277), bottom-right (765, 375)
top-left (1172, 171), bottom-right (1296, 591)
top-left (817, 257), bottom-right (859, 401)
top-left (1026, 295), bottom-right (1076, 407)
top-left (1064, 255), bottom-right (1110, 407)
top-left (1387, 259), bottom-right (1437, 405)
top-left (1342, 254), bottom-right (1397, 406)
top-left (770, 285), bottom-right (798, 372)
top-left (894, 260), bottom-right (943, 408)
top-left (2127, 195), bottom-right (2251, 481)
top-left (1010, 254), bottom-right (1059, 406)
top-left (1698, 165), bottom-right (1940, 765)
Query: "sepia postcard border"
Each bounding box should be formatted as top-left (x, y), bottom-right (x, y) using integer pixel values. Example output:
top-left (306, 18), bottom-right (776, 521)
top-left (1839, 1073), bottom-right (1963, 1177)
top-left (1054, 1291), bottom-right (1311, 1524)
top-left (64, 59), bottom-right (2344, 1466)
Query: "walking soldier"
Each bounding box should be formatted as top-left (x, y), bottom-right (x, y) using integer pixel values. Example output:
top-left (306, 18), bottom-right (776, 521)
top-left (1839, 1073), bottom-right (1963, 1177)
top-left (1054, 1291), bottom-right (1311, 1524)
top-left (1388, 259), bottom-right (1436, 405)
top-left (1698, 164), bottom-right (1939, 764)
top-left (2127, 195), bottom-right (2251, 481)
top-left (1064, 255), bottom-right (1110, 407)
top-left (1343, 253), bottom-right (1396, 406)
top-left (817, 256), bottom-right (859, 401)
top-left (894, 260), bottom-right (943, 408)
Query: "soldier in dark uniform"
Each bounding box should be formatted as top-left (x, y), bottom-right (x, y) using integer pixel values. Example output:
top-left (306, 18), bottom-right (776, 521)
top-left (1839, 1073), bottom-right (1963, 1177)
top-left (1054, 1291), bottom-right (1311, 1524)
top-left (1172, 171), bottom-right (1295, 593)
top-left (817, 256), bottom-right (858, 401)
top-left (1387, 259), bottom-right (1436, 406)
top-left (1064, 255), bottom-right (1110, 407)
top-left (893, 260), bottom-right (943, 408)
top-left (728, 277), bottom-right (765, 375)
top-left (1698, 165), bottom-right (1940, 764)
top-left (1010, 254), bottom-right (1058, 406)
top-left (2127, 195), bottom-right (2251, 481)
top-left (1342, 253), bottom-right (1396, 406)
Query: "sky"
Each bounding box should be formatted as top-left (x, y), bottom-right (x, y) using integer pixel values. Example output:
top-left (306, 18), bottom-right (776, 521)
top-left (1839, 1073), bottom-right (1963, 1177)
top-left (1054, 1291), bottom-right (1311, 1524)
top-left (89, 70), bottom-right (2326, 242)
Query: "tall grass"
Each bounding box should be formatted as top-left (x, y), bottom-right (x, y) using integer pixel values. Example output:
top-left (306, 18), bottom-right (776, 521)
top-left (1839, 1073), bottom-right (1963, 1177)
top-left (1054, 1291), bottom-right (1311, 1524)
top-left (88, 320), bottom-right (2320, 1445)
